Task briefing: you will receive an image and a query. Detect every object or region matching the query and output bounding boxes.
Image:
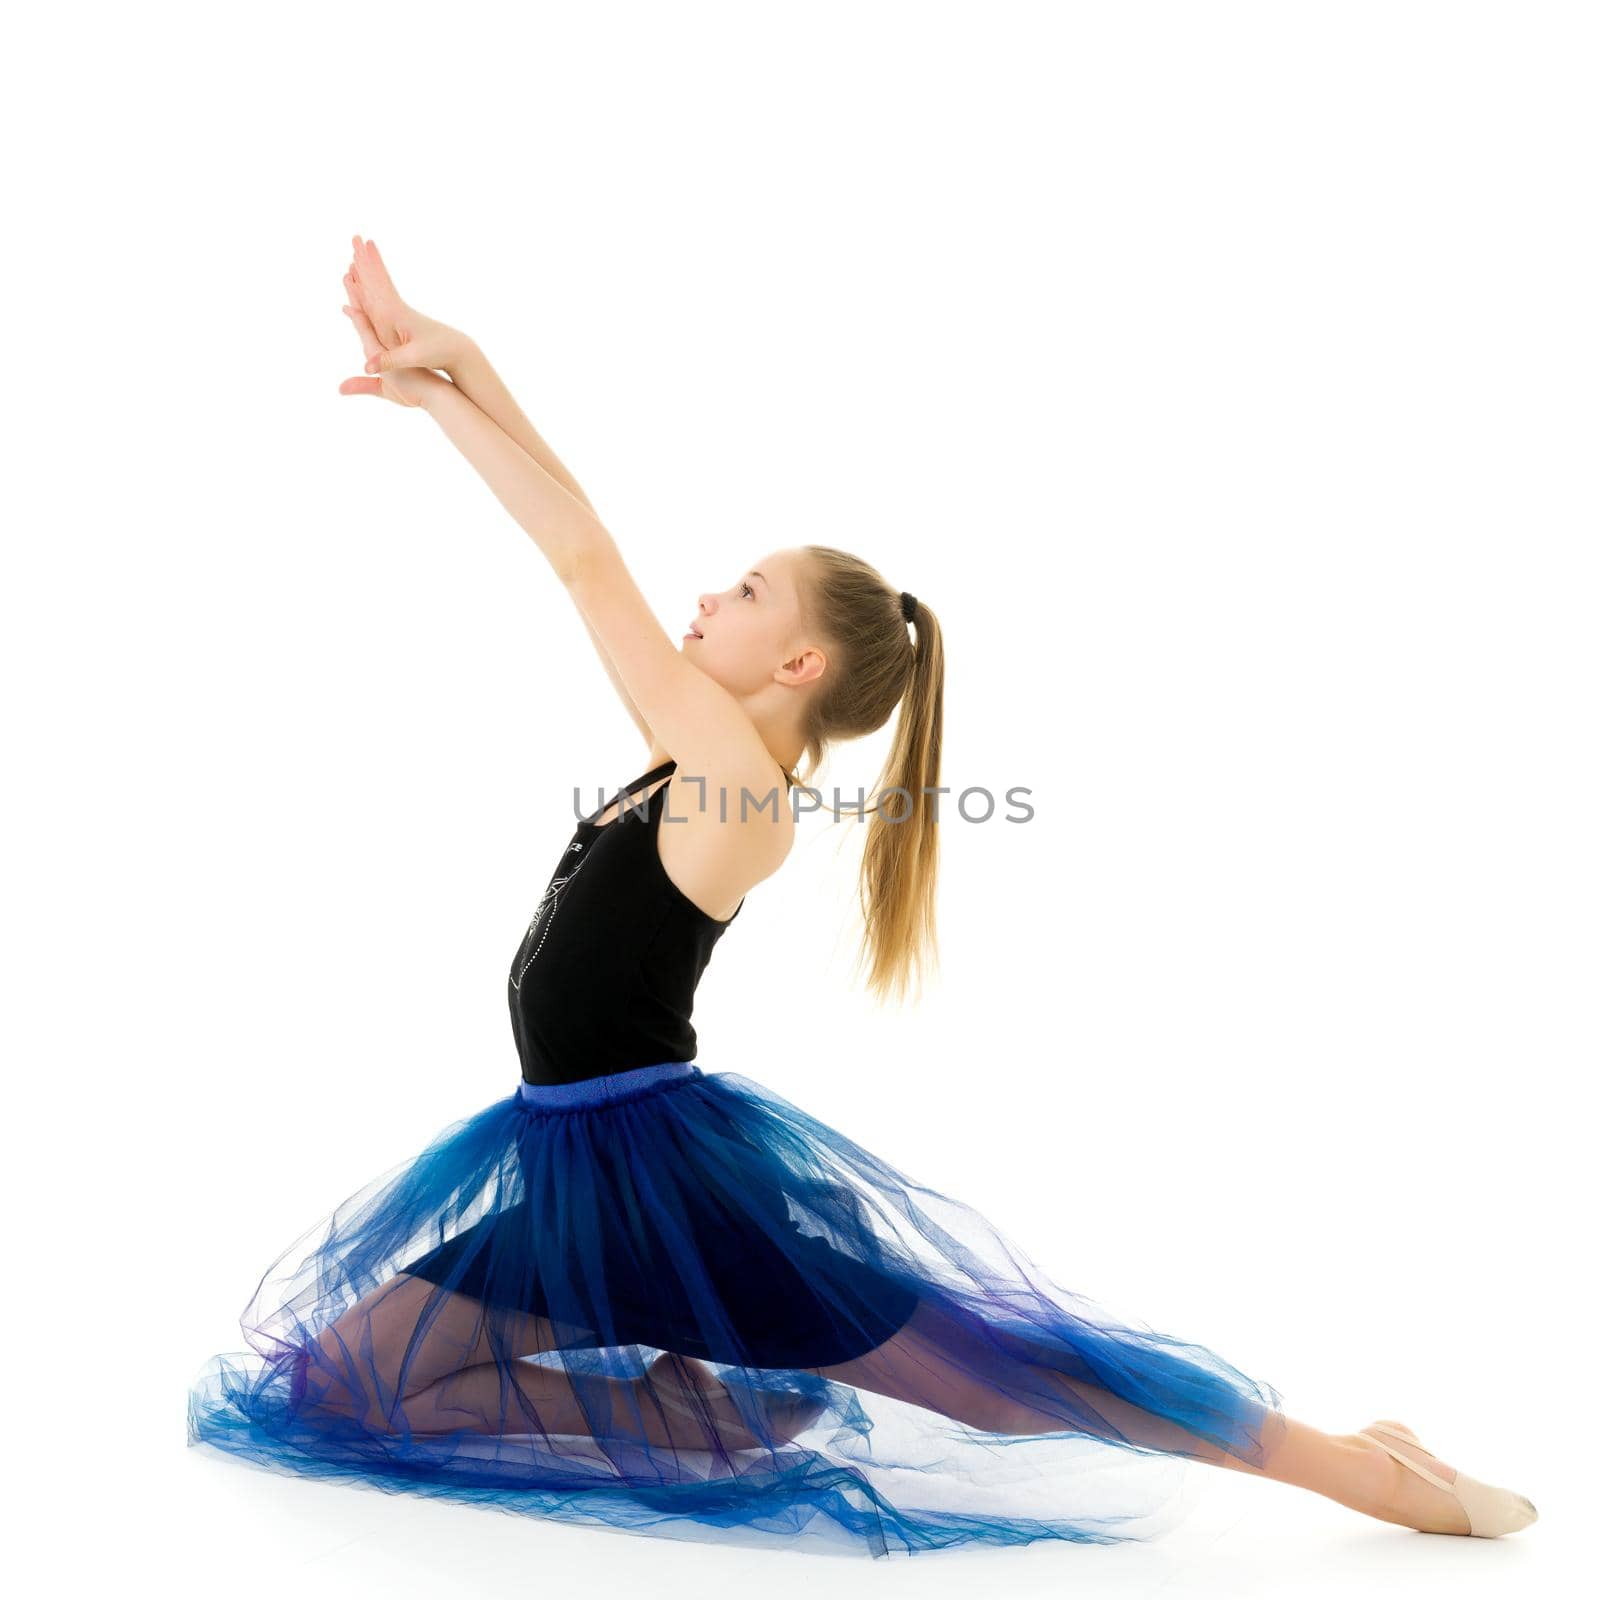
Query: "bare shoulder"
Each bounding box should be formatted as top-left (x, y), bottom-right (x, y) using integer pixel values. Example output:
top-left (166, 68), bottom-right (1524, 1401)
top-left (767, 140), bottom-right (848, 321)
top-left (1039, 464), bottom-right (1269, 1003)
top-left (657, 753), bottom-right (796, 921)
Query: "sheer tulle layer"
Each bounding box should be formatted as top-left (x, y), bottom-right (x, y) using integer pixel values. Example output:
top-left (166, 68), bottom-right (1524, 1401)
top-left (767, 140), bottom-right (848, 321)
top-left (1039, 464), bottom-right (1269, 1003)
top-left (187, 1062), bottom-right (1287, 1557)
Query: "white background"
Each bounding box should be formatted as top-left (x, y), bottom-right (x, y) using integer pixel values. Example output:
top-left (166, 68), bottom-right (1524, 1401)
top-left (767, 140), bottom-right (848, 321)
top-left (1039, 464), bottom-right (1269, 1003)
top-left (4, 2), bottom-right (1593, 1595)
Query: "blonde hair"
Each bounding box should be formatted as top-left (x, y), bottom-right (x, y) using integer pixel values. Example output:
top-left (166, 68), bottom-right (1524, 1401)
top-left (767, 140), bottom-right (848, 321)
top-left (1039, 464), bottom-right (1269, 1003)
top-left (790, 544), bottom-right (945, 1004)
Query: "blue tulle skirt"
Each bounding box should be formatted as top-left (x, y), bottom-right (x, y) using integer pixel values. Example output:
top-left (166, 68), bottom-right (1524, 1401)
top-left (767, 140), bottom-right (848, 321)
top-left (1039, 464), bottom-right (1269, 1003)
top-left (187, 1061), bottom-right (1287, 1557)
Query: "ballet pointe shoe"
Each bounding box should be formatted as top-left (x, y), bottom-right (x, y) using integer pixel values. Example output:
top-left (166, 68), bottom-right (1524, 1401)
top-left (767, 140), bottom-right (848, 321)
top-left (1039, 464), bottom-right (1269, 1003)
top-left (1360, 1420), bottom-right (1538, 1538)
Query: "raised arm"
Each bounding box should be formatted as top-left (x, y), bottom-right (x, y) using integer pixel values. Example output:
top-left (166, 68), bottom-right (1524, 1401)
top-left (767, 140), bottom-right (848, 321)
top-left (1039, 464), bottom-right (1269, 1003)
top-left (415, 377), bottom-right (782, 812)
top-left (345, 238), bottom-right (652, 749)
top-left (446, 349), bottom-right (656, 751)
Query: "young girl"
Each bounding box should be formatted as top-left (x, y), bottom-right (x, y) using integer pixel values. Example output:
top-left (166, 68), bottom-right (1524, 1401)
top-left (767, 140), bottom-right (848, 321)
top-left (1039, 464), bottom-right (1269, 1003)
top-left (185, 237), bottom-right (1537, 1558)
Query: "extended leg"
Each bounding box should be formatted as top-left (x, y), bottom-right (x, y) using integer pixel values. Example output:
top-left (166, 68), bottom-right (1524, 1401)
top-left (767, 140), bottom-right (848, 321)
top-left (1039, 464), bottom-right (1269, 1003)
top-left (809, 1297), bottom-right (1408, 1525)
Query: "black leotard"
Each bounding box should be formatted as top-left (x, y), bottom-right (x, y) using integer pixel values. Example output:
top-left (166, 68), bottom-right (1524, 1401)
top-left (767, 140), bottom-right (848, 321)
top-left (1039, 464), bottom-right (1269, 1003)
top-left (402, 755), bottom-right (923, 1363)
top-left (510, 757), bottom-right (794, 1086)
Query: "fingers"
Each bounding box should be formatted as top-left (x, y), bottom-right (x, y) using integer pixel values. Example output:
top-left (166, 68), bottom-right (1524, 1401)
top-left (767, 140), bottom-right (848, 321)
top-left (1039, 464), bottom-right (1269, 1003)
top-left (342, 302), bottom-right (384, 360)
top-left (349, 234), bottom-right (404, 345)
top-left (344, 303), bottom-right (425, 375)
top-left (364, 236), bottom-right (401, 299)
top-left (349, 239), bottom-right (366, 295)
top-left (337, 376), bottom-right (385, 397)
top-left (345, 235), bottom-right (370, 304)
top-left (363, 343), bottom-right (419, 374)
top-left (341, 303), bottom-right (372, 352)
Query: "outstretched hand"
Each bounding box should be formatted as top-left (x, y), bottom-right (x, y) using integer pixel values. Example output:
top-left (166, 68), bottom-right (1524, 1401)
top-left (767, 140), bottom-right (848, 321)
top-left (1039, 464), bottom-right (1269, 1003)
top-left (344, 235), bottom-right (471, 377)
top-left (338, 293), bottom-right (440, 408)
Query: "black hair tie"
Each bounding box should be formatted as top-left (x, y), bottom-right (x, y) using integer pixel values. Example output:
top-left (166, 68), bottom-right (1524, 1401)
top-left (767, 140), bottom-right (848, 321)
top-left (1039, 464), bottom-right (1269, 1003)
top-left (899, 590), bottom-right (918, 623)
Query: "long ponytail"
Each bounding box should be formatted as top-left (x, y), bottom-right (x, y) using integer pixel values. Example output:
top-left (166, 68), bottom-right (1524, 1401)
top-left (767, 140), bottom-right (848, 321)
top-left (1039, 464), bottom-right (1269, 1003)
top-left (793, 547), bottom-right (946, 1004)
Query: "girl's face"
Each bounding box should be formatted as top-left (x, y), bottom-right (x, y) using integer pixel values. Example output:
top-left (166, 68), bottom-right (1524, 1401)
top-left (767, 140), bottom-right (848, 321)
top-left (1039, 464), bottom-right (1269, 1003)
top-left (682, 548), bottom-right (812, 697)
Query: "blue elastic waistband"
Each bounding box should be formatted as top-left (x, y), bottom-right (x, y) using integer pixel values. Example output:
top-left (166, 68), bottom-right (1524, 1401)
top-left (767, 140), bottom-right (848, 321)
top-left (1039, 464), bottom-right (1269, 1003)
top-left (517, 1060), bottom-right (702, 1109)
